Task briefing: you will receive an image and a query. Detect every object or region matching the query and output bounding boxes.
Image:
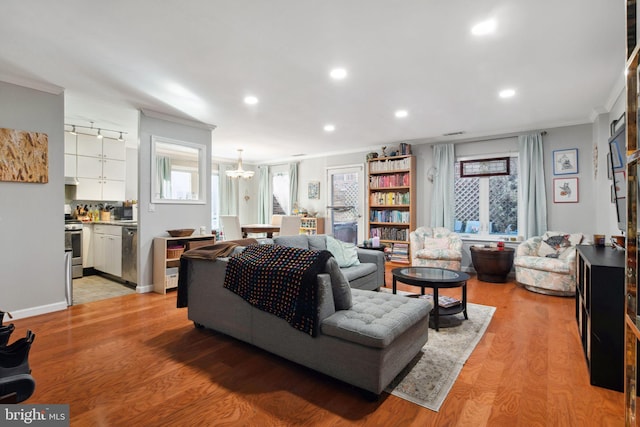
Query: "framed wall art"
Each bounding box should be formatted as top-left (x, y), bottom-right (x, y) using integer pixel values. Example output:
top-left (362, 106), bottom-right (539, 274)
top-left (552, 148), bottom-right (578, 175)
top-left (460, 157), bottom-right (509, 177)
top-left (0, 128), bottom-right (49, 183)
top-left (308, 181), bottom-right (320, 199)
top-left (609, 137), bottom-right (624, 170)
top-left (553, 177), bottom-right (579, 203)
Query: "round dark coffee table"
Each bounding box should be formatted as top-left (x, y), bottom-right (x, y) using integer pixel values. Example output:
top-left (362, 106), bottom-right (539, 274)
top-left (391, 267), bottom-right (470, 331)
top-left (470, 246), bottom-right (515, 283)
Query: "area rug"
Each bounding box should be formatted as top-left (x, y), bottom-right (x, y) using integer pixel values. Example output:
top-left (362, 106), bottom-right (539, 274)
top-left (381, 290), bottom-right (496, 411)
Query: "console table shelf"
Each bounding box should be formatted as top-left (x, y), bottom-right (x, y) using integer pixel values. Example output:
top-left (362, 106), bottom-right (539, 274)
top-left (153, 235), bottom-right (216, 294)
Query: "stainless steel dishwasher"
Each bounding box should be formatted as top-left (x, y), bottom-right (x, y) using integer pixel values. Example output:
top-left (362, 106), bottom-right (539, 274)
top-left (122, 225), bottom-right (138, 285)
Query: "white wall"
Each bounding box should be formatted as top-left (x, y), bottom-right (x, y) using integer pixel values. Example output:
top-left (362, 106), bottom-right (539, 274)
top-left (0, 81), bottom-right (66, 318)
top-left (125, 147), bottom-right (138, 202)
top-left (137, 111), bottom-right (212, 292)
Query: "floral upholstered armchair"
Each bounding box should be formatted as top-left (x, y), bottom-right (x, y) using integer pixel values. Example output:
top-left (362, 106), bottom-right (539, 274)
top-left (409, 227), bottom-right (463, 270)
top-left (514, 231), bottom-right (590, 296)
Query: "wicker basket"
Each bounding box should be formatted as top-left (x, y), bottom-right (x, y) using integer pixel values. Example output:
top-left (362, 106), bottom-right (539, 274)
top-left (166, 245), bottom-right (185, 259)
top-left (165, 268), bottom-right (179, 288)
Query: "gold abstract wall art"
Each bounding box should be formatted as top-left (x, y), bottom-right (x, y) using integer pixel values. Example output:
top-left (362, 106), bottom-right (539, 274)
top-left (0, 128), bottom-right (48, 183)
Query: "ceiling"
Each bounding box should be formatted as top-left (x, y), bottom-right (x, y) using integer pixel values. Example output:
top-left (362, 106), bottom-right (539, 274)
top-left (0, 1), bottom-right (625, 164)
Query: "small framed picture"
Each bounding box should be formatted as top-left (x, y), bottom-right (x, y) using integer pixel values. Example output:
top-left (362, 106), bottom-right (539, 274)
top-left (308, 181), bottom-right (320, 199)
top-left (553, 148), bottom-right (578, 175)
top-left (553, 177), bottom-right (579, 203)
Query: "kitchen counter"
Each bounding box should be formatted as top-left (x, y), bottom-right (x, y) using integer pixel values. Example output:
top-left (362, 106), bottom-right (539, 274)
top-left (82, 220), bottom-right (137, 227)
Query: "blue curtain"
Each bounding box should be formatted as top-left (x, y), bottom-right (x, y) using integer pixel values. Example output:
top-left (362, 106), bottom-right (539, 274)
top-left (518, 133), bottom-right (547, 238)
top-left (430, 144), bottom-right (455, 230)
top-left (258, 165), bottom-right (269, 223)
top-left (289, 162), bottom-right (298, 214)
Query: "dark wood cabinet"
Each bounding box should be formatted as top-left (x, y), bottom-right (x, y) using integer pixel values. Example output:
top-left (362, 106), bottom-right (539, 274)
top-left (576, 245), bottom-right (625, 392)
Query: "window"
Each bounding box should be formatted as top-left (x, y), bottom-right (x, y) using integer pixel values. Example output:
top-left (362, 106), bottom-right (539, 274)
top-left (454, 156), bottom-right (518, 237)
top-left (271, 166), bottom-right (290, 215)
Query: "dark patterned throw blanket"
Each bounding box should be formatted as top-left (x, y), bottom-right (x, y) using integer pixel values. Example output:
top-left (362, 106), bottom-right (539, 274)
top-left (224, 244), bottom-right (333, 337)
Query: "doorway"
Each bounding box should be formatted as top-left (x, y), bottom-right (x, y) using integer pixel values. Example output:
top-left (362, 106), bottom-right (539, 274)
top-left (326, 165), bottom-right (365, 244)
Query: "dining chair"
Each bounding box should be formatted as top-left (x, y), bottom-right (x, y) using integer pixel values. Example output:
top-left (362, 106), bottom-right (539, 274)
top-left (278, 216), bottom-right (302, 236)
top-left (220, 215), bottom-right (242, 240)
top-left (271, 214), bottom-right (284, 227)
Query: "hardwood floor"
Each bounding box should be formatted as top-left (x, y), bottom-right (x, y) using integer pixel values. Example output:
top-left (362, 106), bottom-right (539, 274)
top-left (9, 265), bottom-right (623, 426)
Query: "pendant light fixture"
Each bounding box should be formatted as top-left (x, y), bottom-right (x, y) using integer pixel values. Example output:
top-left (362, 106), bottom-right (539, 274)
top-left (64, 121), bottom-right (127, 141)
top-left (226, 149), bottom-right (254, 179)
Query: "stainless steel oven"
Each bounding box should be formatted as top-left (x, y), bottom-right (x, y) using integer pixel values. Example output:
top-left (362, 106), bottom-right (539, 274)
top-left (64, 220), bottom-right (83, 278)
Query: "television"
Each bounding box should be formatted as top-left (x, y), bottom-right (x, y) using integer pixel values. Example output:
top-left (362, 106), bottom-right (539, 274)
top-left (608, 125), bottom-right (626, 232)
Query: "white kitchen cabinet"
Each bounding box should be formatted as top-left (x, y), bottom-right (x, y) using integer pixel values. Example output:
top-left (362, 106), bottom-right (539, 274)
top-left (76, 178), bottom-right (103, 200)
top-left (64, 133), bottom-right (77, 154)
top-left (102, 140), bottom-right (126, 161)
top-left (75, 134), bottom-right (126, 201)
top-left (76, 135), bottom-right (103, 157)
top-left (82, 224), bottom-right (94, 268)
top-left (102, 180), bottom-right (125, 201)
top-left (94, 225), bottom-right (122, 277)
top-left (64, 154), bottom-right (77, 178)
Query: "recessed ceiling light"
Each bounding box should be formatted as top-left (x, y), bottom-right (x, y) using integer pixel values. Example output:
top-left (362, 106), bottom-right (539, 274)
top-left (244, 95), bottom-right (259, 105)
top-left (324, 124), bottom-right (336, 132)
top-left (329, 68), bottom-right (347, 80)
top-left (499, 89), bottom-right (516, 98)
top-left (395, 110), bottom-right (408, 118)
top-left (471, 19), bottom-right (496, 36)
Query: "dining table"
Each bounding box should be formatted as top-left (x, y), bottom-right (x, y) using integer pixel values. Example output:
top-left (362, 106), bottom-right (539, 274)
top-left (241, 224), bottom-right (280, 238)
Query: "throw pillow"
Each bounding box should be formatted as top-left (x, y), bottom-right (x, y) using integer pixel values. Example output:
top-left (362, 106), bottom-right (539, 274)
top-left (274, 235), bottom-right (309, 249)
top-left (324, 257), bottom-right (353, 310)
top-left (326, 235), bottom-right (360, 268)
top-left (423, 238), bottom-right (450, 250)
top-left (538, 234), bottom-right (571, 258)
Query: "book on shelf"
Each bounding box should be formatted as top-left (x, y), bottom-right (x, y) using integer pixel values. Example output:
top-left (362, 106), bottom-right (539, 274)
top-left (419, 294), bottom-right (461, 308)
top-left (390, 242), bottom-right (409, 262)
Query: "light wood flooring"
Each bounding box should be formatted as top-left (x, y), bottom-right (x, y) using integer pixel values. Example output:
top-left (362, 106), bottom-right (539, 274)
top-left (8, 265), bottom-right (624, 426)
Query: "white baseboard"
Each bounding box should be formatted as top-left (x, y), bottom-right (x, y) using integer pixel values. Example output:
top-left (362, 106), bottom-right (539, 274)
top-left (8, 301), bottom-right (68, 320)
top-left (135, 284), bottom-right (154, 293)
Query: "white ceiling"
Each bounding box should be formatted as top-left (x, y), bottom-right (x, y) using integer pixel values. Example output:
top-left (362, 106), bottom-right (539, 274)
top-left (0, 1), bottom-right (625, 163)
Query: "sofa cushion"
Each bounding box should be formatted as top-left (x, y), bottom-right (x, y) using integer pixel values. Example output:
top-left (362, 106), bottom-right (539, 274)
top-left (341, 263), bottom-right (377, 282)
top-left (514, 255), bottom-right (572, 274)
top-left (321, 289), bottom-right (431, 349)
top-left (324, 257), bottom-right (352, 310)
top-left (308, 235), bottom-right (327, 251)
top-left (326, 235), bottom-right (360, 267)
top-left (415, 248), bottom-right (462, 261)
top-left (423, 237), bottom-right (450, 250)
top-left (274, 235), bottom-right (309, 249)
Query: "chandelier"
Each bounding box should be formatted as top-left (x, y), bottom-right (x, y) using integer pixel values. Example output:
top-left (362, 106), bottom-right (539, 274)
top-left (226, 149), bottom-right (255, 179)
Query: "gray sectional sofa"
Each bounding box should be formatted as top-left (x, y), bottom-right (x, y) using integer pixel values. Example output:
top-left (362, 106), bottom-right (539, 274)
top-left (184, 242), bottom-right (432, 396)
